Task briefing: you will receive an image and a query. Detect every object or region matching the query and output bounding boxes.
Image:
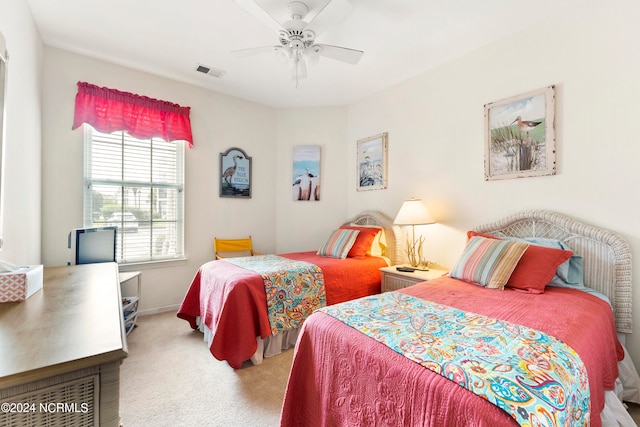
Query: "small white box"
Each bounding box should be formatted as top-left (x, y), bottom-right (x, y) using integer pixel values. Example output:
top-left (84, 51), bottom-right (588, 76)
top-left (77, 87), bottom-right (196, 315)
top-left (0, 265), bottom-right (44, 303)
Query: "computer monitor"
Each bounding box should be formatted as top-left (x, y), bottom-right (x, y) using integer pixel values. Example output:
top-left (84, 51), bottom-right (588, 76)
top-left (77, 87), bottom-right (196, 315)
top-left (68, 227), bottom-right (117, 265)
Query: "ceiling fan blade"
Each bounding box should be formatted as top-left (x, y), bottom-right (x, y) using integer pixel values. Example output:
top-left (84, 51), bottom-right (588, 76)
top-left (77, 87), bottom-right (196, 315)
top-left (305, 0), bottom-right (352, 36)
top-left (313, 44), bottom-right (363, 65)
top-left (231, 45), bottom-right (281, 59)
top-left (233, 0), bottom-right (284, 33)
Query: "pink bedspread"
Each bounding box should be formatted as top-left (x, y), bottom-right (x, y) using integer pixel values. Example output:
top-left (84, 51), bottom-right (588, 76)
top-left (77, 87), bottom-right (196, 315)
top-left (177, 252), bottom-right (388, 368)
top-left (280, 277), bottom-right (623, 427)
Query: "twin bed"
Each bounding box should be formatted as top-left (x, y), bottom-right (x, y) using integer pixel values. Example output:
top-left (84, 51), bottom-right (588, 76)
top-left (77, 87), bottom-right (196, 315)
top-left (177, 210), bottom-right (400, 368)
top-left (279, 210), bottom-right (639, 426)
top-left (178, 209), bottom-right (639, 426)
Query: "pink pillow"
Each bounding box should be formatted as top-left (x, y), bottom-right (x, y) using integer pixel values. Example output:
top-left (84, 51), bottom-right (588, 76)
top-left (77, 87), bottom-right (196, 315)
top-left (467, 231), bottom-right (573, 293)
top-left (340, 226), bottom-right (380, 259)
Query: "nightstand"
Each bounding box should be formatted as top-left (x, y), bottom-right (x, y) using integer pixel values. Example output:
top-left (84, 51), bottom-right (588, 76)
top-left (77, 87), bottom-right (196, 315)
top-left (380, 265), bottom-right (449, 292)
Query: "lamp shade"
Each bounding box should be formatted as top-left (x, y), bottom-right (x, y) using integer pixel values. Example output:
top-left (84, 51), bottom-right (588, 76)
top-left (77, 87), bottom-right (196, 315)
top-left (393, 198), bottom-right (435, 225)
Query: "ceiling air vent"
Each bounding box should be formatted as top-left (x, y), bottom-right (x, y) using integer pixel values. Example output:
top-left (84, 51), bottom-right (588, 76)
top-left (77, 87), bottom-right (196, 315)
top-left (196, 64), bottom-right (225, 78)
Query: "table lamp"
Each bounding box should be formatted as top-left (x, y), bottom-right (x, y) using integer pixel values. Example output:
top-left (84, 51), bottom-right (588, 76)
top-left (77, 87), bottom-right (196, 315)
top-left (393, 198), bottom-right (435, 268)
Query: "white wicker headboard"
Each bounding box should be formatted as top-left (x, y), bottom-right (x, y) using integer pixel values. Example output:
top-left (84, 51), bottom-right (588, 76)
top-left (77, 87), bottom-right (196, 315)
top-left (344, 210), bottom-right (402, 266)
top-left (474, 210), bottom-right (632, 334)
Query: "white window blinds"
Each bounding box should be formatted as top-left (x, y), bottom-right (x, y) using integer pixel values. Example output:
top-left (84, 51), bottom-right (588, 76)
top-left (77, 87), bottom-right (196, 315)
top-left (84, 127), bottom-right (185, 264)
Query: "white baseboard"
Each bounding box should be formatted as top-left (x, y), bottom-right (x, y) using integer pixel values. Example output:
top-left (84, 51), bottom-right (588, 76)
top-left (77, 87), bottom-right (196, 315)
top-left (138, 304), bottom-right (180, 317)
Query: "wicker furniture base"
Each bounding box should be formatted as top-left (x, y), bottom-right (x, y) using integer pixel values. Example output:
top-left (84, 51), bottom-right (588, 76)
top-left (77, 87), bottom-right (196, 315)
top-left (0, 353), bottom-right (121, 427)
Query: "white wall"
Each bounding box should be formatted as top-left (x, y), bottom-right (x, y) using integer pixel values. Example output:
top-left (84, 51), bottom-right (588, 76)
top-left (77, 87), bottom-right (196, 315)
top-left (275, 107), bottom-right (349, 253)
top-left (39, 48), bottom-right (352, 312)
top-left (0, 0), bottom-right (43, 264)
top-left (41, 47), bottom-right (277, 313)
top-left (347, 1), bottom-right (640, 367)
top-left (6, 0), bottom-right (640, 370)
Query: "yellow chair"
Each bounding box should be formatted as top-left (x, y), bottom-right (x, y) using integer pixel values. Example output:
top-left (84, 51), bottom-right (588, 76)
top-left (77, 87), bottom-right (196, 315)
top-left (214, 236), bottom-right (259, 259)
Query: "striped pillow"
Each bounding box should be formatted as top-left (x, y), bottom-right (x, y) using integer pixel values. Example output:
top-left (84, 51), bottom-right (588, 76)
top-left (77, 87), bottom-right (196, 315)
top-left (450, 236), bottom-right (529, 289)
top-left (317, 229), bottom-right (360, 259)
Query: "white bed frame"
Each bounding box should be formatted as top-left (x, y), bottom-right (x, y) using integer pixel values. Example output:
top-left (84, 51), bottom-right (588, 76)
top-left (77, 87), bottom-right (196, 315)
top-left (344, 210), bottom-right (402, 265)
top-left (466, 210), bottom-right (638, 423)
top-left (474, 209), bottom-right (632, 334)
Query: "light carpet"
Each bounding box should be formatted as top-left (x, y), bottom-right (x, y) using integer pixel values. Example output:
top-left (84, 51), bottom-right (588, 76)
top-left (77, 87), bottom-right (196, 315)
top-left (119, 312), bottom-right (640, 426)
top-left (119, 311), bottom-right (293, 427)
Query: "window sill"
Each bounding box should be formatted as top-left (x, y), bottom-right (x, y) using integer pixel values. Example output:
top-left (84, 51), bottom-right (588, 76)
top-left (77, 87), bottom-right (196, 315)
top-left (118, 257), bottom-right (188, 271)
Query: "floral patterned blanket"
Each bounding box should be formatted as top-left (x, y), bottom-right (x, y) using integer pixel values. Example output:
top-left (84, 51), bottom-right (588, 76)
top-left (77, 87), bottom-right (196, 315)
top-left (225, 255), bottom-right (326, 335)
top-left (320, 291), bottom-right (590, 426)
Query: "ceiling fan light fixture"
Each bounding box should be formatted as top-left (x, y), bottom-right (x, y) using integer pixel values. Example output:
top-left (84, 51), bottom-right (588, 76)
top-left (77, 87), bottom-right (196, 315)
top-left (289, 38), bottom-right (305, 49)
top-left (275, 47), bottom-right (290, 65)
top-left (303, 45), bottom-right (321, 65)
top-left (232, 0), bottom-right (363, 85)
top-left (291, 57), bottom-right (307, 81)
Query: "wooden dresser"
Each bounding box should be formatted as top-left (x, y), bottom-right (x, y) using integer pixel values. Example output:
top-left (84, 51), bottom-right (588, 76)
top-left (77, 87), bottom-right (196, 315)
top-left (0, 263), bottom-right (128, 427)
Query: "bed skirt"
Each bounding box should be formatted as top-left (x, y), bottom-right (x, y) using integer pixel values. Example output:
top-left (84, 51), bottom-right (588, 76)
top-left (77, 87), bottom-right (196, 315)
top-left (606, 337), bottom-right (640, 426)
top-left (196, 316), bottom-right (300, 365)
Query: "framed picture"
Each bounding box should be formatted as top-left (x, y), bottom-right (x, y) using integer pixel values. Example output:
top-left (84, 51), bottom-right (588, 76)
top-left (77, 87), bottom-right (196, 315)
top-left (357, 132), bottom-right (388, 191)
top-left (292, 145), bottom-right (321, 201)
top-left (484, 85), bottom-right (556, 181)
top-left (220, 147), bottom-right (251, 198)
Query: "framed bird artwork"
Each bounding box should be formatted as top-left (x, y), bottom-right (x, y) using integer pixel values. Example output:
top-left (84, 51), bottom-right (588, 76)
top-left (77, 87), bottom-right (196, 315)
top-left (357, 132), bottom-right (388, 191)
top-left (292, 145), bottom-right (321, 201)
top-left (220, 147), bottom-right (252, 198)
top-left (484, 85), bottom-right (556, 181)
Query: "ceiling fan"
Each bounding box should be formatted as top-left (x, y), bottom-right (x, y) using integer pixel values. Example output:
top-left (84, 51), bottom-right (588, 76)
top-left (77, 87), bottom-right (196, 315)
top-left (232, 0), bottom-right (364, 85)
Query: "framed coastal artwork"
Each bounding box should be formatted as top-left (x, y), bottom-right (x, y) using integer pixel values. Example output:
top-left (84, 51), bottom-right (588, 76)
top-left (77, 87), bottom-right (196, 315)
top-left (357, 132), bottom-right (388, 191)
top-left (220, 147), bottom-right (251, 198)
top-left (484, 85), bottom-right (556, 181)
top-left (292, 145), bottom-right (320, 201)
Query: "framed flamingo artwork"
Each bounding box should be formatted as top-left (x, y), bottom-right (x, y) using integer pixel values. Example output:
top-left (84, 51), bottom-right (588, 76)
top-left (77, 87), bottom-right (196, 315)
top-left (484, 85), bottom-right (556, 181)
top-left (292, 145), bottom-right (321, 201)
top-left (357, 132), bottom-right (388, 191)
top-left (220, 147), bottom-right (252, 198)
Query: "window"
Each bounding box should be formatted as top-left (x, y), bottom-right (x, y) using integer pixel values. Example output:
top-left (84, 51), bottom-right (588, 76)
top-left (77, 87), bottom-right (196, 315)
top-left (84, 127), bottom-right (185, 264)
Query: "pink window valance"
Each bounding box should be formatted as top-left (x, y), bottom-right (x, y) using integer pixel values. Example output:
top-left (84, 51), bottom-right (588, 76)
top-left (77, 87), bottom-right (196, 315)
top-left (72, 81), bottom-right (193, 147)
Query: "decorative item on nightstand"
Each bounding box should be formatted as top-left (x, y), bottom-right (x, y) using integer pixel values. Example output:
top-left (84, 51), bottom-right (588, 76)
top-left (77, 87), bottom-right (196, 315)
top-left (393, 198), bottom-right (435, 268)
